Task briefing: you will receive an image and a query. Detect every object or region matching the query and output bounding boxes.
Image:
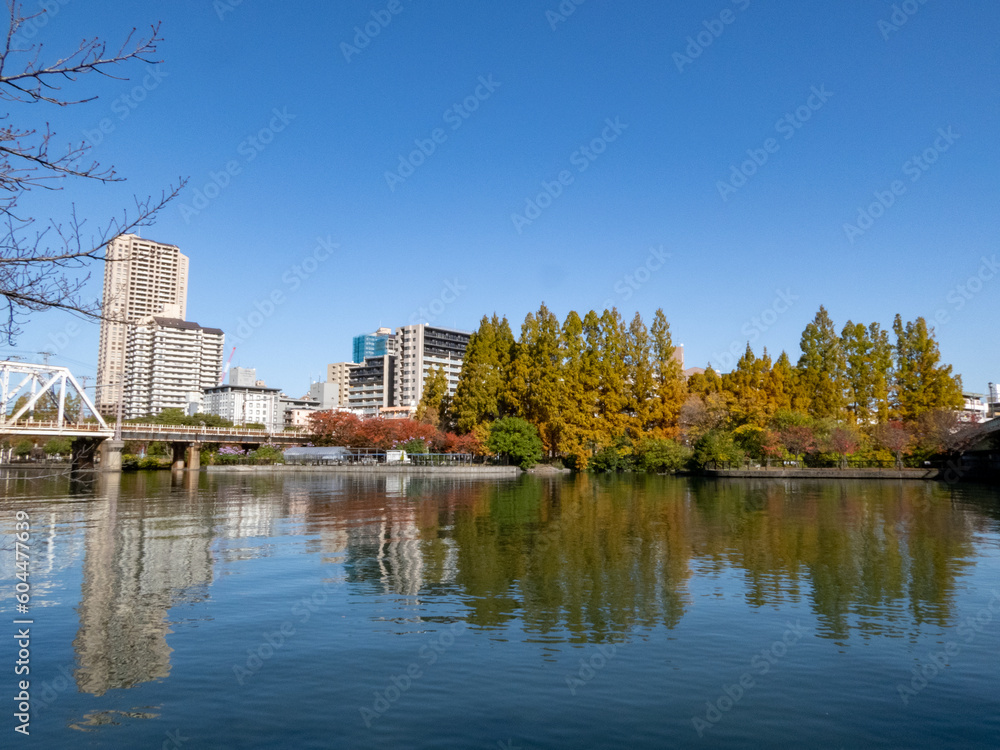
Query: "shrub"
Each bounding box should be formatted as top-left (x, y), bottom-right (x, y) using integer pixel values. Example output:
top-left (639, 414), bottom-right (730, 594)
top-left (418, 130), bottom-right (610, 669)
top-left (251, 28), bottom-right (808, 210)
top-left (399, 438), bottom-right (428, 454)
top-left (693, 430), bottom-right (744, 468)
top-left (636, 438), bottom-right (691, 474)
top-left (487, 417), bottom-right (543, 469)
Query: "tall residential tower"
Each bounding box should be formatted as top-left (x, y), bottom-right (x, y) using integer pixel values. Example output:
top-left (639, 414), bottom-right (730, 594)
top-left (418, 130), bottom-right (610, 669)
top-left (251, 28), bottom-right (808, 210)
top-left (96, 234), bottom-right (189, 415)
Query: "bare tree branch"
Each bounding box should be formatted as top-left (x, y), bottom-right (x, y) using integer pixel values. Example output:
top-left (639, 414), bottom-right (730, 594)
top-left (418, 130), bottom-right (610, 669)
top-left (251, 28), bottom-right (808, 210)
top-left (0, 1), bottom-right (183, 343)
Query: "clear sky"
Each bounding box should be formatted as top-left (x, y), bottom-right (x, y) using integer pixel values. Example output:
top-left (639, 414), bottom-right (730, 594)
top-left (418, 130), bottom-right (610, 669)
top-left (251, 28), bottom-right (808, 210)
top-left (7, 0), bottom-right (999, 398)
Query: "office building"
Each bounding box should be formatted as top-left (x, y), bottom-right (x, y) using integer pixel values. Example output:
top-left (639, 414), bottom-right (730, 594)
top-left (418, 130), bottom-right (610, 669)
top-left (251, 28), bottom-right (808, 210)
top-left (393, 324), bottom-right (471, 409)
top-left (122, 316), bottom-right (224, 419)
top-left (229, 366), bottom-right (256, 387)
top-left (203, 384), bottom-right (282, 431)
top-left (96, 234), bottom-right (189, 416)
top-left (352, 327), bottom-right (395, 363)
top-left (308, 381), bottom-right (341, 410)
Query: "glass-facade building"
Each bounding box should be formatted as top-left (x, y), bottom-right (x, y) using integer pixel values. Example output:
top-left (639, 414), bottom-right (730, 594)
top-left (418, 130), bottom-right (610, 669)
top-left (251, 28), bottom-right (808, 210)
top-left (352, 328), bottom-right (393, 364)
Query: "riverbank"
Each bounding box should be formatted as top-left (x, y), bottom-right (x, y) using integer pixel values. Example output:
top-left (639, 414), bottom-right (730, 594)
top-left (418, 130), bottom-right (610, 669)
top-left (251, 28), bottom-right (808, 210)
top-left (705, 467), bottom-right (942, 480)
top-left (206, 464), bottom-right (520, 477)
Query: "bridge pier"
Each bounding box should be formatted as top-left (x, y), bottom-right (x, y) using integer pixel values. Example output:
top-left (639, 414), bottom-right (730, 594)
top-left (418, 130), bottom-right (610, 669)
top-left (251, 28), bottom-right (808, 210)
top-left (186, 442), bottom-right (201, 472)
top-left (70, 438), bottom-right (101, 473)
top-left (171, 442), bottom-right (187, 471)
top-left (169, 442), bottom-right (201, 471)
top-left (99, 440), bottom-right (125, 472)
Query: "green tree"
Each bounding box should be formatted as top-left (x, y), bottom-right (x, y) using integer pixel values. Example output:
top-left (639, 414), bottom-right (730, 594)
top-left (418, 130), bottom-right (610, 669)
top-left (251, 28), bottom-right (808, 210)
top-left (487, 417), bottom-right (543, 469)
top-left (451, 314), bottom-right (515, 432)
top-left (842, 321), bottom-right (893, 425)
top-left (891, 315), bottom-right (962, 421)
top-left (797, 306), bottom-right (846, 419)
top-left (723, 344), bottom-right (772, 427)
top-left (415, 366), bottom-right (448, 427)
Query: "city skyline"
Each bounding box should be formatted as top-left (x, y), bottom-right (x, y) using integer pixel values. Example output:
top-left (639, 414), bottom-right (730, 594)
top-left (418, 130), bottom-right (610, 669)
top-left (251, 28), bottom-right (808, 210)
top-left (4, 1), bottom-right (996, 402)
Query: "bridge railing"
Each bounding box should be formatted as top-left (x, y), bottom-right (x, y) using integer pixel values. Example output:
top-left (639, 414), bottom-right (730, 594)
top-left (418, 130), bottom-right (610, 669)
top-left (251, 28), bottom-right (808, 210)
top-left (1, 420), bottom-right (310, 439)
top-left (120, 424), bottom-right (310, 439)
top-left (0, 420), bottom-right (111, 433)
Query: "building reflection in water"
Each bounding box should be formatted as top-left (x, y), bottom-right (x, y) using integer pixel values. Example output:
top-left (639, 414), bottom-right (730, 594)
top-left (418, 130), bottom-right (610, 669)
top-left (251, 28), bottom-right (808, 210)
top-left (74, 473), bottom-right (213, 696)
top-left (68, 471), bottom-right (991, 695)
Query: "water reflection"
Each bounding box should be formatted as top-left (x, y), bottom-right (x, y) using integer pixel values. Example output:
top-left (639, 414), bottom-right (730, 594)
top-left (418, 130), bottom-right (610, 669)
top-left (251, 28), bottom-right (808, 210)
top-left (74, 474), bottom-right (213, 696)
top-left (5, 470), bottom-right (991, 701)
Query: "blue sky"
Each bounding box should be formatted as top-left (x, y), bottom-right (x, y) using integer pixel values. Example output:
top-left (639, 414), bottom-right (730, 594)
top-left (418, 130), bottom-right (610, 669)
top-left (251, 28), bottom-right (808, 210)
top-left (7, 0), bottom-right (999, 397)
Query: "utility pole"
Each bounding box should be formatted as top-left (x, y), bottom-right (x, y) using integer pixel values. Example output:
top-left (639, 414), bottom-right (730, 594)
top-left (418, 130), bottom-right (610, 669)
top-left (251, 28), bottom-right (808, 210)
top-left (39, 350), bottom-right (53, 366)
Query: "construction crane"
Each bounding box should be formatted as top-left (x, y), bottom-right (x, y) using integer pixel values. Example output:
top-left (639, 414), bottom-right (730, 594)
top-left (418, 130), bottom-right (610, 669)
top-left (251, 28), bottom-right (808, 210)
top-left (219, 346), bottom-right (236, 385)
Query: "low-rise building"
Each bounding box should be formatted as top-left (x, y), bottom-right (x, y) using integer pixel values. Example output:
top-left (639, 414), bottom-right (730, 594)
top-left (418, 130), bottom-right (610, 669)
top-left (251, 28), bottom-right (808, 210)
top-left (203, 384), bottom-right (282, 431)
top-left (280, 393), bottom-right (320, 429)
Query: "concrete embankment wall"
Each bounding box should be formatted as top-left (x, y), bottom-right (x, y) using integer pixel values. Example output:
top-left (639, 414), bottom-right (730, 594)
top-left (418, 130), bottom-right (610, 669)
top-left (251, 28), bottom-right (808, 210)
top-left (206, 464), bottom-right (521, 477)
top-left (705, 468), bottom-right (941, 480)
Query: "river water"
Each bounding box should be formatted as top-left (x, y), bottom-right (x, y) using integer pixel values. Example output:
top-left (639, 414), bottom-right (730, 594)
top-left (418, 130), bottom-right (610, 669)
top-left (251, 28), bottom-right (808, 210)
top-left (1, 470), bottom-right (998, 749)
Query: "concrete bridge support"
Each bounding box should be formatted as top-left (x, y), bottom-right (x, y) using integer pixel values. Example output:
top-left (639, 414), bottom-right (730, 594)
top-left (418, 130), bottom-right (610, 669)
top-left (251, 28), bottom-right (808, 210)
top-left (99, 440), bottom-right (125, 472)
top-left (170, 442), bottom-right (201, 471)
top-left (186, 442), bottom-right (201, 472)
top-left (171, 442), bottom-right (186, 471)
top-left (70, 438), bottom-right (101, 473)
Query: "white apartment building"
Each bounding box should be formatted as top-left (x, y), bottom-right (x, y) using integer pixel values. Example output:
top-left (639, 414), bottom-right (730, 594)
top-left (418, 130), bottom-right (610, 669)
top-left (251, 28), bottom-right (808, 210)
top-left (123, 316), bottom-right (224, 420)
top-left (393, 324), bottom-right (471, 409)
top-left (97, 234), bottom-right (189, 415)
top-left (203, 384), bottom-right (282, 431)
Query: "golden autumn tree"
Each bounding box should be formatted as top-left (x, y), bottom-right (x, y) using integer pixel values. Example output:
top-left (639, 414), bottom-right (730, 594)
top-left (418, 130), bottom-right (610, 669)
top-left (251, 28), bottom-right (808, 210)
top-left (648, 308), bottom-right (686, 438)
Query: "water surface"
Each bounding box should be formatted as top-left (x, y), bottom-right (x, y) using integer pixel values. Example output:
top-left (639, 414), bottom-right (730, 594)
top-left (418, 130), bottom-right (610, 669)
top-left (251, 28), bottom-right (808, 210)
top-left (1, 471), bottom-right (998, 748)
